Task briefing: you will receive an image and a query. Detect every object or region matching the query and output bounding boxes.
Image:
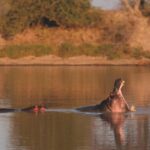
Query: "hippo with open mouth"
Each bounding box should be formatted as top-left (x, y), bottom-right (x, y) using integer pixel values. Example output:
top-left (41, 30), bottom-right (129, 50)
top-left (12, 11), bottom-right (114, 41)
top-left (76, 78), bottom-right (135, 113)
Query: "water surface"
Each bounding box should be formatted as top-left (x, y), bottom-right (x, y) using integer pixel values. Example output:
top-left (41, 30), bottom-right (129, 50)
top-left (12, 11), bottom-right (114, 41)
top-left (0, 66), bottom-right (150, 150)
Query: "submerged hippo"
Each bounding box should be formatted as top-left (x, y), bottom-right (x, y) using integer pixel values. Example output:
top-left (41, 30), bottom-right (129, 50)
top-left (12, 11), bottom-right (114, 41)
top-left (77, 78), bottom-right (135, 113)
top-left (0, 105), bottom-right (46, 113)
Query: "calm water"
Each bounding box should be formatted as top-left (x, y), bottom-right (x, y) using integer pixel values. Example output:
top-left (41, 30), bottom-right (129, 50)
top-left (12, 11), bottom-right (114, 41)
top-left (0, 66), bottom-right (150, 150)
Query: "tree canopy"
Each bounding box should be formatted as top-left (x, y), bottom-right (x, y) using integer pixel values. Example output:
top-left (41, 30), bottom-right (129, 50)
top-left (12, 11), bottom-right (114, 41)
top-left (0, 0), bottom-right (103, 37)
top-left (0, 0), bottom-right (149, 38)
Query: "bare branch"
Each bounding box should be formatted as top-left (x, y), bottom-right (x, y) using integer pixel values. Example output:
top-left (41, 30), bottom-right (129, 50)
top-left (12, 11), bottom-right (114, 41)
top-left (121, 0), bottom-right (142, 16)
top-left (134, 0), bottom-right (141, 11)
top-left (121, 0), bottom-right (134, 13)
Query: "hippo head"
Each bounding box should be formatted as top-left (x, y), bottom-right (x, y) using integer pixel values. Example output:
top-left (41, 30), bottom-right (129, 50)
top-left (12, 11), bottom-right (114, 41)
top-left (113, 78), bottom-right (125, 93)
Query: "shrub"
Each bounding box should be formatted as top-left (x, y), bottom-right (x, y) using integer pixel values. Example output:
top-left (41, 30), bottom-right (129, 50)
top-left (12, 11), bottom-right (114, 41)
top-left (0, 0), bottom-right (96, 37)
top-left (143, 51), bottom-right (150, 59)
top-left (96, 44), bottom-right (121, 59)
top-left (131, 47), bottom-right (143, 59)
top-left (78, 43), bottom-right (98, 56)
top-left (57, 42), bottom-right (78, 57)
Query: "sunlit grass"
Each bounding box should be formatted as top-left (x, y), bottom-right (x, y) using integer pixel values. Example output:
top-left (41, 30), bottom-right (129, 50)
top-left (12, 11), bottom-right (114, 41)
top-left (0, 44), bottom-right (53, 58)
top-left (0, 43), bottom-right (150, 60)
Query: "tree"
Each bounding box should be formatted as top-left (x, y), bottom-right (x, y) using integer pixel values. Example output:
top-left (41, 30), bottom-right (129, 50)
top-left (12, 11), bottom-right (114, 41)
top-left (121, 0), bottom-right (142, 15)
top-left (121, 0), bottom-right (150, 16)
top-left (0, 0), bottom-right (93, 37)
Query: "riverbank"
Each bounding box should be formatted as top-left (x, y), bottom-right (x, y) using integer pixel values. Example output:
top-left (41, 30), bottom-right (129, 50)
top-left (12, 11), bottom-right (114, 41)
top-left (0, 55), bottom-right (150, 66)
top-left (0, 13), bottom-right (150, 66)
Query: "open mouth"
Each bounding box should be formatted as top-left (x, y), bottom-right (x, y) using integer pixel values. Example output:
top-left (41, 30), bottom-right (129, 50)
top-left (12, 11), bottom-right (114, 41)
top-left (118, 80), bottom-right (125, 90)
top-left (113, 78), bottom-right (125, 92)
top-left (122, 80), bottom-right (125, 85)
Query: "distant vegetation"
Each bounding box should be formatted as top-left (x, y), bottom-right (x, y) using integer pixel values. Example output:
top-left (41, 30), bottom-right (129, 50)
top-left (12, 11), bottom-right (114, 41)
top-left (0, 0), bottom-right (149, 38)
top-left (0, 0), bottom-right (150, 60)
top-left (0, 0), bottom-right (103, 37)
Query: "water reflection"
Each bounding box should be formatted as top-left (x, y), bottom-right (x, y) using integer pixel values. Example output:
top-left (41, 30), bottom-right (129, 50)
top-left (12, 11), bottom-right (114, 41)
top-left (0, 66), bottom-right (150, 150)
top-left (92, 113), bottom-right (150, 150)
top-left (100, 113), bottom-right (127, 150)
top-left (11, 112), bottom-right (93, 150)
top-left (0, 114), bottom-right (13, 150)
top-left (0, 66), bottom-right (150, 108)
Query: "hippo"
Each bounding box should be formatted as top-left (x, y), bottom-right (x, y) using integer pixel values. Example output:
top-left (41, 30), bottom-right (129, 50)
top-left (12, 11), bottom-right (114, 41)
top-left (76, 78), bottom-right (135, 113)
top-left (0, 105), bottom-right (46, 113)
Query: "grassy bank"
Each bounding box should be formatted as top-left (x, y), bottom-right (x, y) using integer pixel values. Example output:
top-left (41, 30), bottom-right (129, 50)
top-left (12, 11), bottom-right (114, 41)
top-left (0, 44), bottom-right (53, 58)
top-left (1, 42), bottom-right (150, 60)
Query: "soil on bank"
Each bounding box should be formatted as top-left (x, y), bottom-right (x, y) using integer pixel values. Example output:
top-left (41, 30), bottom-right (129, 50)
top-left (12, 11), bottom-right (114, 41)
top-left (0, 55), bottom-right (150, 66)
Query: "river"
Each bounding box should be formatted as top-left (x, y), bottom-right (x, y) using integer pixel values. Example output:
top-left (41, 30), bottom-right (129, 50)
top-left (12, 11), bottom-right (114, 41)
top-left (0, 66), bottom-right (150, 150)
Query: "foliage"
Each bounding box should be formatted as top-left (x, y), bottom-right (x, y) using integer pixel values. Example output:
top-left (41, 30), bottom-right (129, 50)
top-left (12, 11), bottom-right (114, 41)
top-left (0, 0), bottom-right (103, 37)
top-left (143, 51), bottom-right (150, 58)
top-left (141, 2), bottom-right (150, 16)
top-left (57, 42), bottom-right (78, 57)
top-left (96, 44), bottom-right (122, 59)
top-left (57, 42), bottom-right (126, 59)
top-left (51, 0), bottom-right (91, 27)
top-left (131, 47), bottom-right (143, 59)
top-left (121, 0), bottom-right (150, 16)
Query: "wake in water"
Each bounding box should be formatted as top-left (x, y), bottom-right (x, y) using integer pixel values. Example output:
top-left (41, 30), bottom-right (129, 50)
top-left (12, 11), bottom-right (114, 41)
top-left (46, 108), bottom-right (102, 116)
top-left (45, 106), bottom-right (150, 116)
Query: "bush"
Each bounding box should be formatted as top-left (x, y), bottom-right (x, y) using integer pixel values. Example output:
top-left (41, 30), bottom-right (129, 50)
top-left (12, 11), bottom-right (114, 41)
top-left (57, 43), bottom-right (128, 59)
top-left (131, 48), bottom-right (143, 59)
top-left (57, 42), bottom-right (78, 57)
top-left (78, 43), bottom-right (98, 56)
top-left (143, 51), bottom-right (150, 59)
top-left (96, 44), bottom-right (122, 59)
top-left (0, 0), bottom-right (97, 37)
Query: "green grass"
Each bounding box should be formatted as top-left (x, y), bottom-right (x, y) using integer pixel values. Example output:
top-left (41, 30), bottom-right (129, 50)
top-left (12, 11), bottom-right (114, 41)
top-left (0, 44), bottom-right (53, 58)
top-left (131, 48), bottom-right (143, 59)
top-left (0, 43), bottom-right (150, 60)
top-left (78, 43), bottom-right (100, 56)
top-left (57, 42), bottom-right (122, 59)
top-left (143, 51), bottom-right (150, 59)
top-left (57, 42), bottom-right (78, 57)
top-left (96, 44), bottom-right (121, 59)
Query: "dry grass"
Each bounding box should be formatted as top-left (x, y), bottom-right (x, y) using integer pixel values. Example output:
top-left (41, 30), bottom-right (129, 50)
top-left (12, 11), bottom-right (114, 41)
top-left (0, 10), bottom-right (149, 61)
top-left (129, 17), bottom-right (150, 51)
top-left (8, 27), bottom-right (102, 46)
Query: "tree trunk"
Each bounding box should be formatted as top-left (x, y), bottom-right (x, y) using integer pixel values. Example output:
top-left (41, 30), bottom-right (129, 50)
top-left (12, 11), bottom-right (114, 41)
top-left (140, 0), bottom-right (145, 9)
top-left (122, 0), bottom-right (142, 16)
